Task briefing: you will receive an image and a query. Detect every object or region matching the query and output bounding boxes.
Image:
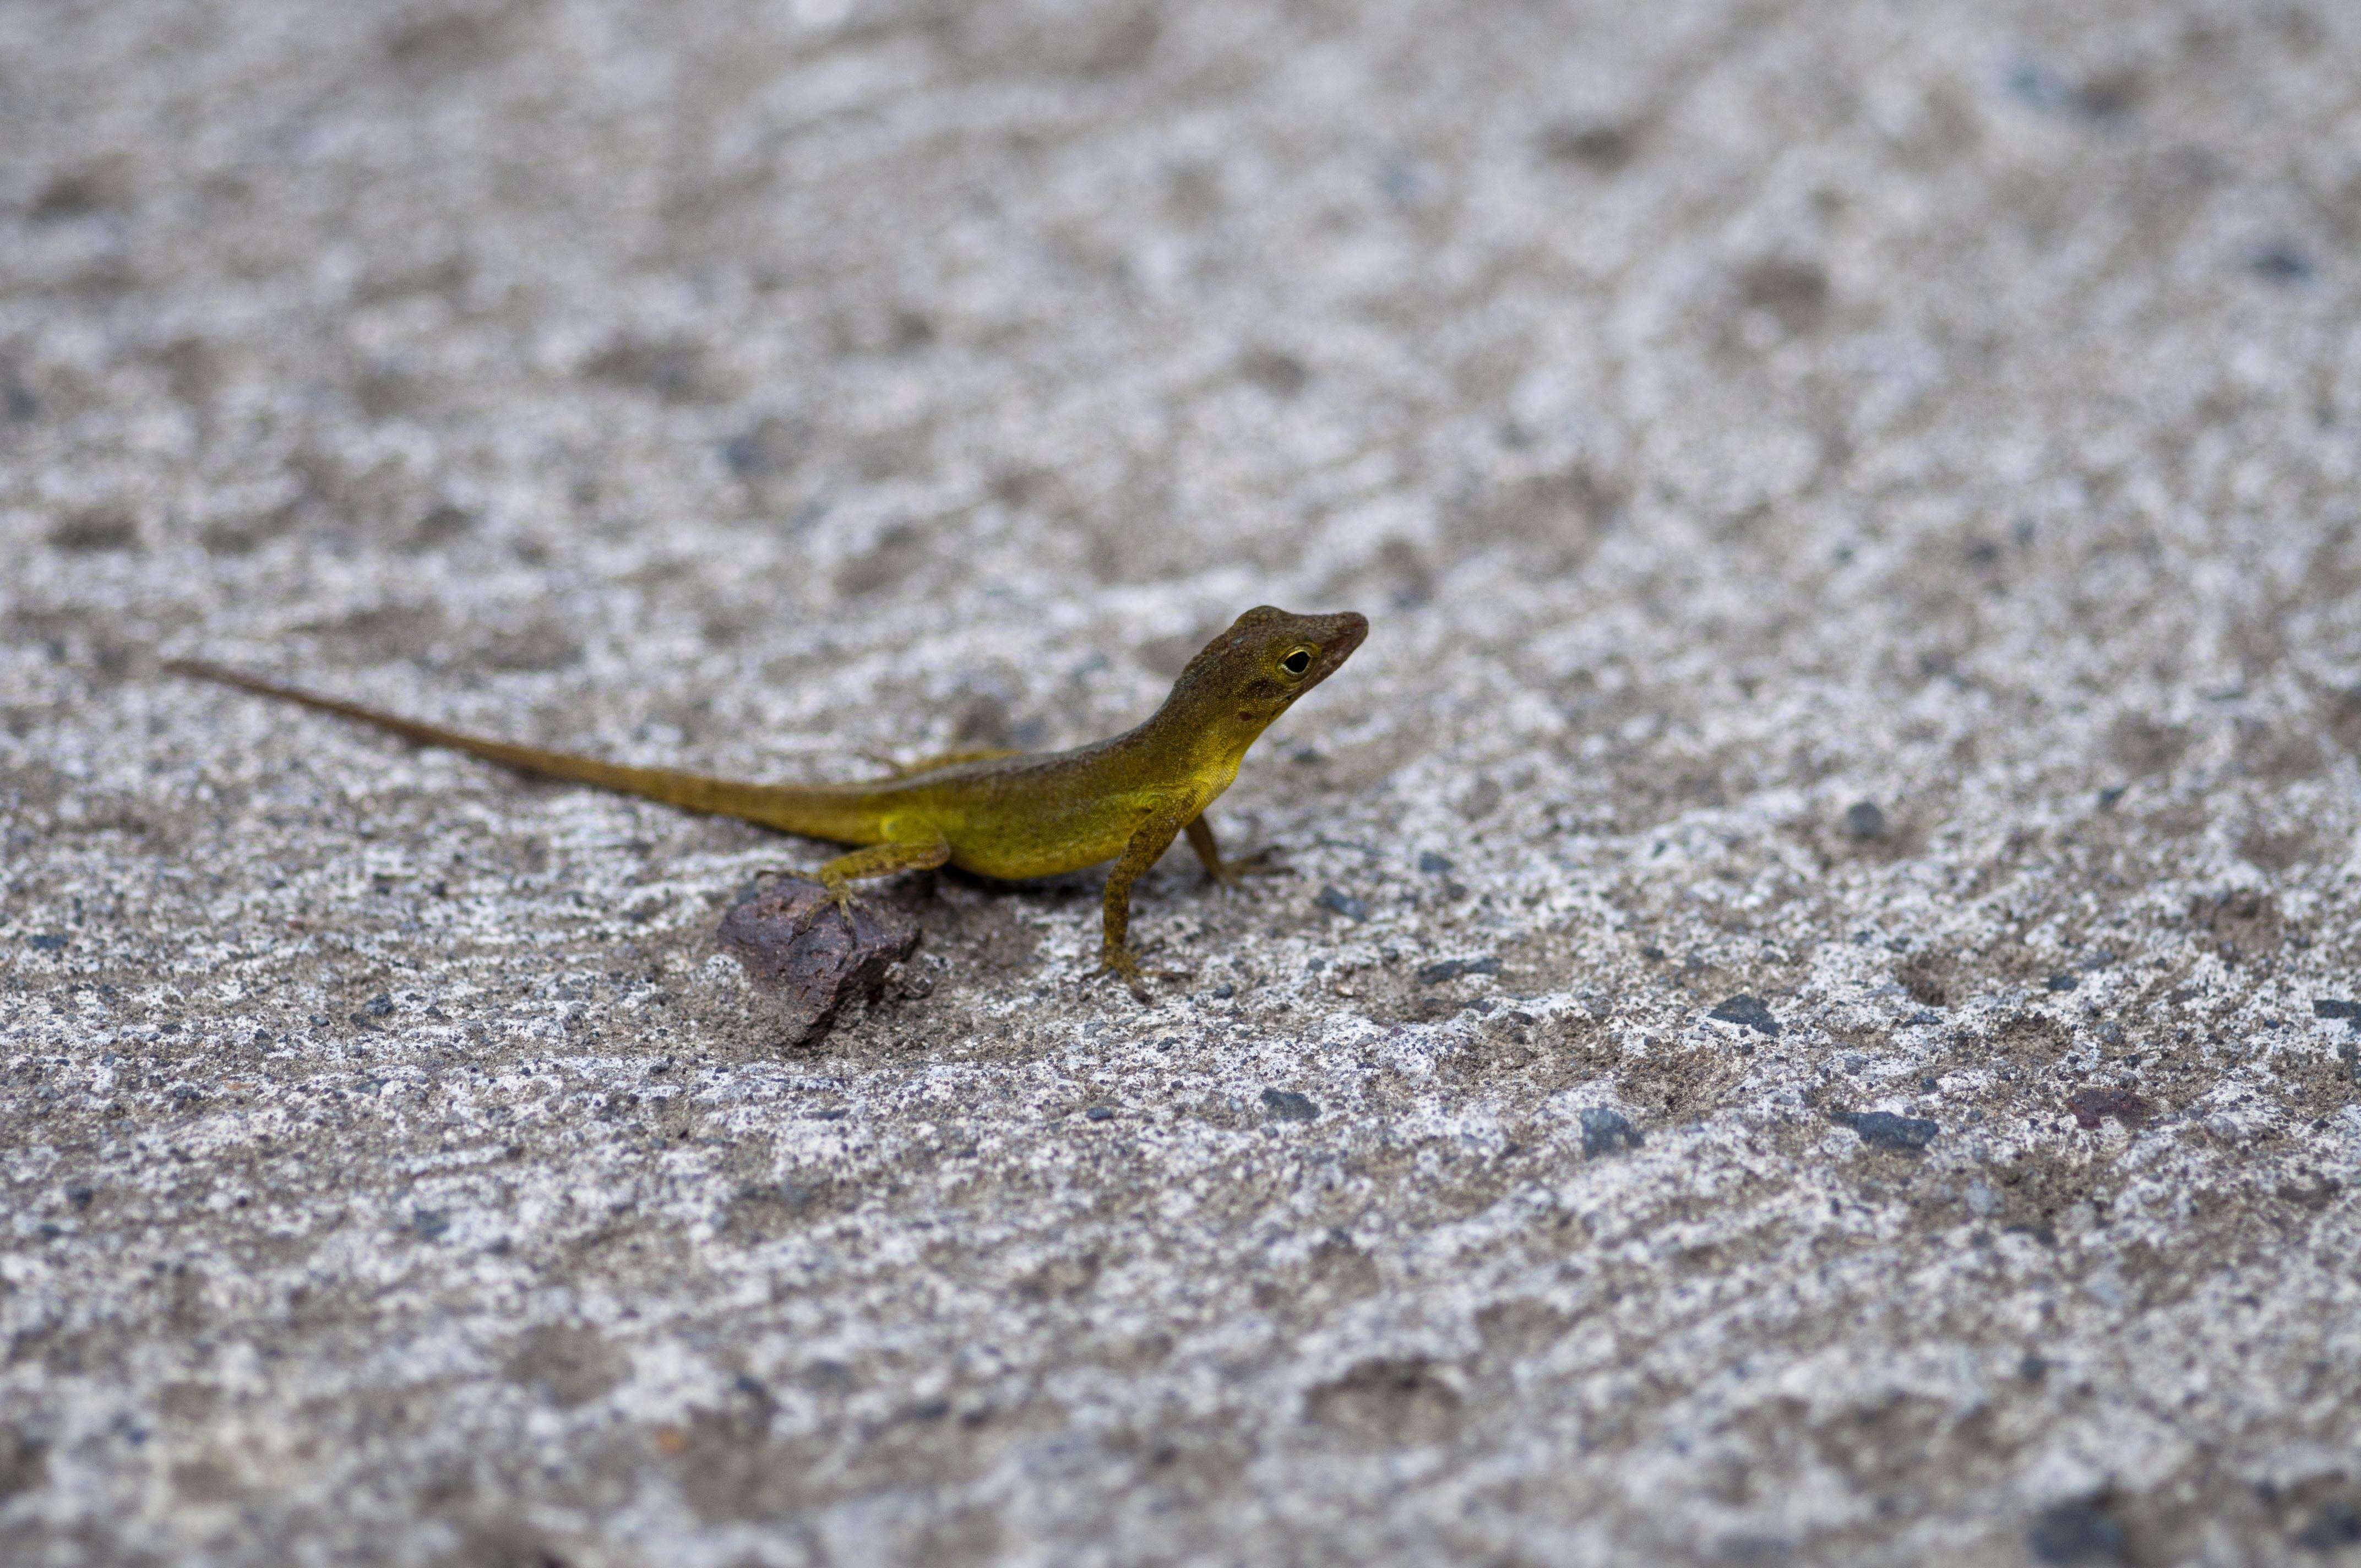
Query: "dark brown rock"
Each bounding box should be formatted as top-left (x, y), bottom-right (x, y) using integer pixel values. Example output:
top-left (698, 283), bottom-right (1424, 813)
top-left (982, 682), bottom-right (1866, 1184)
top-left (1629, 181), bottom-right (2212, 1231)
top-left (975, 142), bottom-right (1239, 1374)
top-left (717, 879), bottom-right (921, 1046)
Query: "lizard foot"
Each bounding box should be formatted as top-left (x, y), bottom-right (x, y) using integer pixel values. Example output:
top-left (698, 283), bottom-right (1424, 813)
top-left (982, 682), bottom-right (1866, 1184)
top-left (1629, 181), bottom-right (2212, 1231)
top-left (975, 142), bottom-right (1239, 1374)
top-left (764, 874), bottom-right (861, 934)
top-left (822, 883), bottom-right (863, 925)
top-left (1205, 846), bottom-right (1286, 889)
top-left (1096, 946), bottom-right (1154, 1003)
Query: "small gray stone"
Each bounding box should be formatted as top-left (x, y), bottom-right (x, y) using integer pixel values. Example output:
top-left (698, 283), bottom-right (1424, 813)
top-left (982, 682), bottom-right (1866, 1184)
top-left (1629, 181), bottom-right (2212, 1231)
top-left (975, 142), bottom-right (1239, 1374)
top-left (1833, 1110), bottom-right (1938, 1153)
top-left (2250, 245), bottom-right (2311, 284)
top-left (1316, 886), bottom-right (1369, 921)
top-left (2295, 1501), bottom-right (2361, 1551)
top-left (1709, 995), bottom-right (1781, 1037)
top-left (1841, 801), bottom-right (1888, 840)
top-left (1580, 1107), bottom-right (1642, 1159)
top-left (1416, 955), bottom-right (1498, 985)
top-left (1261, 1089), bottom-right (1319, 1122)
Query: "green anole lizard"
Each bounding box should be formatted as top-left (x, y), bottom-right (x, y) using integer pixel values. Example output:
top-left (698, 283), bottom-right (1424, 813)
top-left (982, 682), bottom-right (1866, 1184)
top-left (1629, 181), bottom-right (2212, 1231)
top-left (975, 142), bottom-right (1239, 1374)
top-left (168, 606), bottom-right (1367, 994)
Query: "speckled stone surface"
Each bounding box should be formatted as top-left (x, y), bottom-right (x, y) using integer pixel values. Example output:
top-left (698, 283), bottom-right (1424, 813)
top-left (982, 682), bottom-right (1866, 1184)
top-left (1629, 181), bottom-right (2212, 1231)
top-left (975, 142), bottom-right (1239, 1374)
top-left (4, 2), bottom-right (2359, 1564)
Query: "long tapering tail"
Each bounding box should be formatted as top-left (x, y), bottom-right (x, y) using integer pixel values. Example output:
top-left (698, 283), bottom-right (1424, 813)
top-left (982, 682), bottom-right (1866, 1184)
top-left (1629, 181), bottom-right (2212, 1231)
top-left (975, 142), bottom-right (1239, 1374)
top-left (165, 660), bottom-right (883, 845)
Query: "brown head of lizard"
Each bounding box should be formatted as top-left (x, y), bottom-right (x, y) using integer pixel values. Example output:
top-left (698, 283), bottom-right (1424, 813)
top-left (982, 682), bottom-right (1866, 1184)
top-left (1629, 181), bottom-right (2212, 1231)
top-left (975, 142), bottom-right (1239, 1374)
top-left (1155, 605), bottom-right (1369, 758)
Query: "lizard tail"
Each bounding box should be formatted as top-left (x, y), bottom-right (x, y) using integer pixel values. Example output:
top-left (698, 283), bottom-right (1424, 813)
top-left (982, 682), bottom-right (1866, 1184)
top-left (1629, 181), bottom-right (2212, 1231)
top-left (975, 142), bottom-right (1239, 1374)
top-left (165, 660), bottom-right (884, 845)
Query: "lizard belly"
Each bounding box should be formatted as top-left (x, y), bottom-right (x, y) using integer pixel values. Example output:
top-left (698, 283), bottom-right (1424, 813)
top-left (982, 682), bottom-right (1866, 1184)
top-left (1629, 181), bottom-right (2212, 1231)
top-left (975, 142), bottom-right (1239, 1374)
top-left (938, 794), bottom-right (1162, 881)
top-left (946, 819), bottom-right (1138, 881)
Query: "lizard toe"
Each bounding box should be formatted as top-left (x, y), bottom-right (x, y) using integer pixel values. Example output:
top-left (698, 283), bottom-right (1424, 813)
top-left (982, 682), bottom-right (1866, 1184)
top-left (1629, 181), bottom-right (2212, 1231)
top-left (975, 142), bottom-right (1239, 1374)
top-left (1096, 948), bottom-right (1152, 1000)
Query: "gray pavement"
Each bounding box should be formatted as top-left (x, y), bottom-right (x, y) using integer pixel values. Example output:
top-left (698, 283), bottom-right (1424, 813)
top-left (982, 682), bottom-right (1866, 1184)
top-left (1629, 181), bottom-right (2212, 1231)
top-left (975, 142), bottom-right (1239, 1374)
top-left (4, 1), bottom-right (2359, 1563)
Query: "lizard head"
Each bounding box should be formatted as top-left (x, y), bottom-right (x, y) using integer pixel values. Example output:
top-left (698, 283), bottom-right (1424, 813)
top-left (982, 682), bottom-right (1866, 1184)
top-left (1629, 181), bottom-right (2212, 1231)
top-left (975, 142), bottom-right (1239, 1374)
top-left (1167, 605), bottom-right (1368, 743)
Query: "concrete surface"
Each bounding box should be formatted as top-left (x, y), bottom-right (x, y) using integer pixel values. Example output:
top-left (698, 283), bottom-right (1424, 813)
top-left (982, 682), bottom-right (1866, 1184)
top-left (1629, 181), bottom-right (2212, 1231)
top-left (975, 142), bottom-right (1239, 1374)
top-left (4, 1), bottom-right (2360, 1564)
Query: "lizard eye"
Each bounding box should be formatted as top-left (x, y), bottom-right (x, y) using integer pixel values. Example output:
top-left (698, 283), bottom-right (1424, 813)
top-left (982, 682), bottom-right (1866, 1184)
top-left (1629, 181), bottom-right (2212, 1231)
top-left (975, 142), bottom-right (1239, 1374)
top-left (1279, 648), bottom-right (1314, 678)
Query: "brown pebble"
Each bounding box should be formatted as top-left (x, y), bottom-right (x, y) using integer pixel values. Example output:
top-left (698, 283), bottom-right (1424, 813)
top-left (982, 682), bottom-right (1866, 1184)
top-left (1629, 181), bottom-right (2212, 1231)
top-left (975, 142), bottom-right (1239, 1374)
top-left (2065, 1086), bottom-right (2151, 1130)
top-left (717, 878), bottom-right (921, 1046)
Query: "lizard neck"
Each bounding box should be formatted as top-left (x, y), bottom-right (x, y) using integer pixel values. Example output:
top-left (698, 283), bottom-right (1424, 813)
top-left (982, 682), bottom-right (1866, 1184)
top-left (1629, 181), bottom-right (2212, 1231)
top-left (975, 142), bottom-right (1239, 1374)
top-left (1123, 684), bottom-right (1269, 802)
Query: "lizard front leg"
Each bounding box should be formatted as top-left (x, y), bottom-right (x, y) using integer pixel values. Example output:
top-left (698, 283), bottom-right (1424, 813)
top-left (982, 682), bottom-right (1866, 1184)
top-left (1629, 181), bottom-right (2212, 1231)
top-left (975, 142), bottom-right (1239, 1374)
top-left (1184, 814), bottom-right (1277, 887)
top-left (1100, 807), bottom-right (1189, 999)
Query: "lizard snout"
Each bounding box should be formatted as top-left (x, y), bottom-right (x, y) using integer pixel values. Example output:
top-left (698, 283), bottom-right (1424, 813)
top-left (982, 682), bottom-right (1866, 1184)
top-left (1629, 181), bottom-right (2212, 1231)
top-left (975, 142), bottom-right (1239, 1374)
top-left (1308, 611), bottom-right (1368, 680)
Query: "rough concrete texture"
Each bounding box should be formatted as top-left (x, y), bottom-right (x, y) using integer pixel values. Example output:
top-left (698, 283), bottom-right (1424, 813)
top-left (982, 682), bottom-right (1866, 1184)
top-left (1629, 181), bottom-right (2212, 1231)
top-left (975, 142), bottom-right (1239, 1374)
top-left (4, 1), bottom-right (2360, 1563)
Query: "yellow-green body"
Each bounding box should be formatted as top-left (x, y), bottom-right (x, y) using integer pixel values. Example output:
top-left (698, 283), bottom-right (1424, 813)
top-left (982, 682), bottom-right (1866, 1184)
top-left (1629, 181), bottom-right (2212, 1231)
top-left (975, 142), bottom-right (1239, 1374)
top-left (171, 606), bottom-right (1368, 992)
top-left (830, 745), bottom-right (1244, 882)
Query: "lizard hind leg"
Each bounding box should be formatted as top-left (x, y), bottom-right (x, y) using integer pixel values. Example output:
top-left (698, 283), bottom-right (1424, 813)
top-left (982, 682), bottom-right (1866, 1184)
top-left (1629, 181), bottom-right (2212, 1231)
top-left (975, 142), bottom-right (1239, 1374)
top-left (812, 832), bottom-right (953, 919)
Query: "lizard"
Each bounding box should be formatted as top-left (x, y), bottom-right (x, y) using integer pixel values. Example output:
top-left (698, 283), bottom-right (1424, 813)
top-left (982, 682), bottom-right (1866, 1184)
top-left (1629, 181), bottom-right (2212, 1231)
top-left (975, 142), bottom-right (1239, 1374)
top-left (167, 605), bottom-right (1368, 995)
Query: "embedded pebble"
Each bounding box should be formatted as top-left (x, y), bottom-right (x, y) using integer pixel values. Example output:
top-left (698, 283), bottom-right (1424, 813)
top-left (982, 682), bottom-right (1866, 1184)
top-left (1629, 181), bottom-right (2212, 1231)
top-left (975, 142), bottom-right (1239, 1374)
top-left (1261, 1089), bottom-right (1320, 1123)
top-left (1580, 1107), bottom-right (1644, 1159)
top-left (1834, 1110), bottom-right (1939, 1153)
top-left (1709, 995), bottom-right (1781, 1037)
top-left (2065, 1087), bottom-right (2153, 1131)
top-left (1416, 956), bottom-right (1499, 986)
top-left (1315, 886), bottom-right (1370, 922)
